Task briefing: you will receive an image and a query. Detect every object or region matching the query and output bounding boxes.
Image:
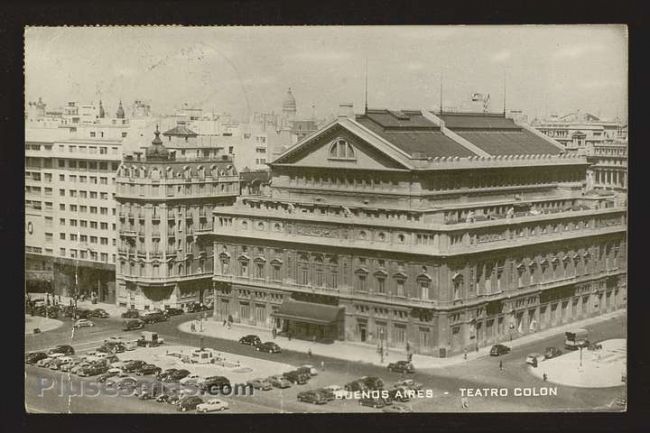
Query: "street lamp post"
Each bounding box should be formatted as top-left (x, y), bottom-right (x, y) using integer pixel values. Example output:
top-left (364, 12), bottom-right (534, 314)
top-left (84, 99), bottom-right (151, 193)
top-left (579, 345), bottom-right (583, 368)
top-left (379, 328), bottom-right (385, 364)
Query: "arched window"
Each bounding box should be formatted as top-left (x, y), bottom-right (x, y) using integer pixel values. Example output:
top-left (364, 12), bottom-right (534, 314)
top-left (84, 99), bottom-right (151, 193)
top-left (329, 138), bottom-right (356, 159)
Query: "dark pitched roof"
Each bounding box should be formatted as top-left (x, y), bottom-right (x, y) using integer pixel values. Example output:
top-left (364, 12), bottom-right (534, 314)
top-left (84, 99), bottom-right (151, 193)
top-left (357, 110), bottom-right (477, 158)
top-left (162, 123), bottom-right (198, 138)
top-left (438, 112), bottom-right (519, 130)
top-left (439, 112), bottom-right (561, 156)
top-left (272, 300), bottom-right (343, 325)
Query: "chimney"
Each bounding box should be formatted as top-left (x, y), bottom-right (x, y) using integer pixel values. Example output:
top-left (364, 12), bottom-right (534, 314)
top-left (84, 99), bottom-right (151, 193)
top-left (338, 103), bottom-right (355, 120)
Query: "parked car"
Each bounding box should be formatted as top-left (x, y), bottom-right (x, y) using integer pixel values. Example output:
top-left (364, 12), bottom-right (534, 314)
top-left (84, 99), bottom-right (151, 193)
top-left (141, 312), bottom-right (167, 324)
top-left (200, 376), bottom-right (231, 393)
top-left (60, 359), bottom-right (82, 372)
top-left (90, 309), bottom-right (110, 318)
top-left (25, 352), bottom-right (48, 365)
top-left (76, 309), bottom-right (93, 319)
top-left (122, 360), bottom-right (148, 373)
top-left (179, 374), bottom-right (203, 386)
top-left (297, 390), bottom-right (327, 405)
top-left (297, 365), bottom-right (318, 376)
top-left (490, 344), bottom-right (511, 356)
top-left (121, 309), bottom-right (140, 319)
top-left (388, 387), bottom-right (411, 402)
top-left (185, 303), bottom-right (210, 313)
top-left (78, 364), bottom-right (108, 377)
top-left (74, 319), bottom-right (95, 329)
top-left (314, 388), bottom-right (336, 401)
top-left (167, 369), bottom-right (191, 382)
top-left (36, 357), bottom-right (55, 368)
top-left (136, 363), bottom-right (162, 376)
top-left (178, 396), bottom-right (204, 412)
top-left (344, 380), bottom-right (369, 392)
top-left (544, 346), bottom-right (563, 359)
top-left (283, 370), bottom-right (310, 385)
top-left (359, 397), bottom-right (389, 408)
top-left (49, 356), bottom-right (73, 370)
top-left (323, 384), bottom-right (344, 397)
top-left (359, 376), bottom-right (384, 390)
top-left (48, 345), bottom-right (75, 356)
top-left (98, 341), bottom-right (126, 354)
top-left (164, 307), bottom-right (184, 316)
top-left (238, 335), bottom-right (262, 347)
top-left (157, 368), bottom-right (178, 381)
top-left (196, 398), bottom-right (229, 413)
top-left (256, 342), bottom-right (281, 353)
top-left (97, 368), bottom-right (123, 383)
top-left (387, 361), bottom-right (415, 374)
top-left (526, 353), bottom-right (543, 366)
top-left (267, 375), bottom-right (292, 389)
top-left (123, 319), bottom-right (145, 331)
top-left (382, 404), bottom-right (413, 413)
top-left (393, 379), bottom-right (422, 391)
top-left (247, 378), bottom-right (273, 391)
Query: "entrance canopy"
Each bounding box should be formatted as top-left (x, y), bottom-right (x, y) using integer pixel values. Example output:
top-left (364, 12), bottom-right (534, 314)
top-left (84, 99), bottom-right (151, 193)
top-left (272, 299), bottom-right (344, 326)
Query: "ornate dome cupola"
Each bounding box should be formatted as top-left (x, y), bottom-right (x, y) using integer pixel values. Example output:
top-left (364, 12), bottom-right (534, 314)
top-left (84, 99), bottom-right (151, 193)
top-left (282, 87), bottom-right (297, 115)
top-left (116, 100), bottom-right (125, 119)
top-left (145, 125), bottom-right (170, 161)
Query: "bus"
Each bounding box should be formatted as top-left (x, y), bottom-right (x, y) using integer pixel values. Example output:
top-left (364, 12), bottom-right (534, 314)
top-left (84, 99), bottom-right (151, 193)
top-left (564, 329), bottom-right (589, 350)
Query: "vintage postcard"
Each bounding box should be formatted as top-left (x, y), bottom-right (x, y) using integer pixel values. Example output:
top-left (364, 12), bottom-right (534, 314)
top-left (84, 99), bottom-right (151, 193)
top-left (24, 25), bottom-right (627, 413)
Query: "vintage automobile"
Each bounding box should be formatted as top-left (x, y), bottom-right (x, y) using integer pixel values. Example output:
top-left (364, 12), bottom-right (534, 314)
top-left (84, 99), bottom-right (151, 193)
top-left (490, 344), bottom-right (511, 356)
top-left (544, 346), bottom-right (563, 359)
top-left (387, 361), bottom-right (415, 373)
top-left (256, 342), bottom-right (281, 353)
top-left (297, 390), bottom-right (327, 405)
top-left (195, 398), bottom-right (229, 413)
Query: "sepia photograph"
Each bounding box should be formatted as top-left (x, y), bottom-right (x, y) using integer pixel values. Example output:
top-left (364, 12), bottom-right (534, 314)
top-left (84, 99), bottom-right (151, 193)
top-left (23, 25), bottom-right (628, 414)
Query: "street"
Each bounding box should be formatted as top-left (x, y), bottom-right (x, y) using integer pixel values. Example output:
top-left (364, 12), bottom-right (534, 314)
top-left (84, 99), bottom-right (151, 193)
top-left (25, 311), bottom-right (627, 413)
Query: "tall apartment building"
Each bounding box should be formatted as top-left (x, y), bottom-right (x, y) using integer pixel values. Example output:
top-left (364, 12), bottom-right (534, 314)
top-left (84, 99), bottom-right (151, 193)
top-left (114, 127), bottom-right (239, 310)
top-left (25, 111), bottom-right (130, 302)
top-left (586, 140), bottom-right (628, 193)
top-left (209, 109), bottom-right (626, 357)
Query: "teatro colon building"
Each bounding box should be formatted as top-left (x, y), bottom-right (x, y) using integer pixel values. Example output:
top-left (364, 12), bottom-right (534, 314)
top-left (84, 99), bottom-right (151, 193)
top-left (205, 108), bottom-right (626, 358)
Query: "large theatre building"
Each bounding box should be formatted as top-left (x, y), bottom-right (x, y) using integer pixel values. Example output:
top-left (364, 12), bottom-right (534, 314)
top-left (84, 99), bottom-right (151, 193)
top-left (210, 109), bottom-right (627, 357)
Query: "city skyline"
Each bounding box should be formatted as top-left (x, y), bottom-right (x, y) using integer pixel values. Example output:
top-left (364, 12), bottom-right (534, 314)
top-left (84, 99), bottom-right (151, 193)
top-left (25, 25), bottom-right (627, 122)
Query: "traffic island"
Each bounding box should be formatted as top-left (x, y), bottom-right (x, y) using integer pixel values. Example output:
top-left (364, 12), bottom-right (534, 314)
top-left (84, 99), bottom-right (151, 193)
top-left (528, 339), bottom-right (626, 388)
top-left (25, 315), bottom-right (63, 334)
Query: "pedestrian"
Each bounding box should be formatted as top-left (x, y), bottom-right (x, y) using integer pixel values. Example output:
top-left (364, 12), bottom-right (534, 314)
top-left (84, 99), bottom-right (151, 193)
top-left (499, 360), bottom-right (503, 371)
top-left (461, 396), bottom-right (469, 409)
top-left (190, 322), bottom-right (196, 332)
top-left (464, 349), bottom-right (468, 360)
top-left (320, 360), bottom-right (325, 371)
top-left (223, 319), bottom-right (227, 327)
top-left (308, 348), bottom-right (312, 358)
top-left (543, 373), bottom-right (548, 382)
top-left (288, 332), bottom-right (292, 341)
top-left (272, 328), bottom-right (277, 339)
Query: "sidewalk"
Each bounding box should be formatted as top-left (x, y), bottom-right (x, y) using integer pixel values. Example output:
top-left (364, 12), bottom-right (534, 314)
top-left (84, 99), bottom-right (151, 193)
top-left (25, 315), bottom-right (63, 334)
top-left (55, 294), bottom-right (125, 317)
top-left (178, 309), bottom-right (626, 369)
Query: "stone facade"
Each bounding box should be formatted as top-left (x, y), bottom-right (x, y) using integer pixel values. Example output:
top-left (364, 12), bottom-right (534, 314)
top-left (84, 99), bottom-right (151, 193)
top-left (208, 110), bottom-right (627, 357)
top-left (114, 129), bottom-right (239, 310)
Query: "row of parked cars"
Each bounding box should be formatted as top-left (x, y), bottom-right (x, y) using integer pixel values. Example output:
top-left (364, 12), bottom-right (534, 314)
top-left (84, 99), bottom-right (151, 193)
top-left (29, 304), bottom-right (111, 320)
top-left (238, 334), bottom-right (282, 353)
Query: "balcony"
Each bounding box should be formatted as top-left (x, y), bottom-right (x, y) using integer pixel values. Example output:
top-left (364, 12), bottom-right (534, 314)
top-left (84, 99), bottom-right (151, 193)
top-left (150, 251), bottom-right (163, 259)
top-left (151, 231), bottom-right (161, 238)
top-left (119, 229), bottom-right (137, 237)
top-left (195, 224), bottom-right (214, 235)
top-left (152, 214), bottom-right (161, 222)
top-left (166, 249), bottom-right (177, 257)
top-left (199, 209), bottom-right (209, 219)
top-left (136, 250), bottom-right (147, 258)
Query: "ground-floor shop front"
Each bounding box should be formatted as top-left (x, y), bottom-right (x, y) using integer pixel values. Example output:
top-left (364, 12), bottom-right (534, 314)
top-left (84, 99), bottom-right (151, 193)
top-left (26, 255), bottom-right (116, 304)
top-left (210, 273), bottom-right (626, 357)
top-left (116, 278), bottom-right (213, 310)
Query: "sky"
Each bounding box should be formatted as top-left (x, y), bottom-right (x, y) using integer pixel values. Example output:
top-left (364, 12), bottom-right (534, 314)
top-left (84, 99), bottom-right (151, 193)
top-left (24, 25), bottom-right (628, 121)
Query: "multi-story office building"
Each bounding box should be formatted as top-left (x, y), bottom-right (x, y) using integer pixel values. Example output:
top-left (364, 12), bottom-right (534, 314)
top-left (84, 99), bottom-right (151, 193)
top-left (25, 111), bottom-right (128, 302)
top-left (114, 127), bottom-right (239, 310)
top-left (532, 111), bottom-right (627, 152)
top-left (25, 104), bottom-right (130, 302)
top-left (209, 108), bottom-right (627, 357)
top-left (533, 112), bottom-right (628, 193)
